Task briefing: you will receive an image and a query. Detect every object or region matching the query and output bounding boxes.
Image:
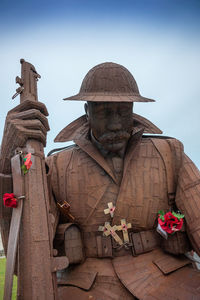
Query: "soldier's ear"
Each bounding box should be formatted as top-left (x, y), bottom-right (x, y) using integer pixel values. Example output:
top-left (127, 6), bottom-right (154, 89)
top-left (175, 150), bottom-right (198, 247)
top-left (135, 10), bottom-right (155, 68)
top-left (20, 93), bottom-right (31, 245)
top-left (84, 103), bottom-right (89, 120)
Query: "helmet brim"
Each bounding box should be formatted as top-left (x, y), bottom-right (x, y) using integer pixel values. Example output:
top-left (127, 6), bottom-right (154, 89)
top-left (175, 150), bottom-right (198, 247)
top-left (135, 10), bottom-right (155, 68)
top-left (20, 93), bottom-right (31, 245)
top-left (63, 92), bottom-right (155, 102)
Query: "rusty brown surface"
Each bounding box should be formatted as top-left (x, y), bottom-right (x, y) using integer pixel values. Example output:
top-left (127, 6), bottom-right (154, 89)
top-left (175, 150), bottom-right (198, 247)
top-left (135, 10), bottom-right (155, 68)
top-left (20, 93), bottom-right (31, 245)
top-left (49, 131), bottom-right (171, 238)
top-left (51, 257), bottom-right (69, 273)
top-left (130, 230), bottom-right (161, 256)
top-left (16, 60), bottom-right (57, 299)
top-left (47, 126), bottom-right (200, 298)
top-left (17, 140), bottom-right (56, 299)
top-left (57, 263), bottom-right (97, 290)
top-left (64, 62), bottom-right (155, 102)
top-left (3, 154), bottom-right (24, 300)
top-left (112, 249), bottom-right (200, 300)
top-left (175, 154), bottom-right (200, 256)
top-left (54, 223), bottom-right (84, 264)
top-left (153, 252), bottom-right (191, 274)
top-left (160, 231), bottom-right (192, 255)
top-left (0, 174), bottom-right (13, 256)
top-left (1, 61), bottom-right (200, 300)
top-left (57, 258), bottom-right (134, 300)
top-left (54, 113), bottom-right (162, 143)
top-left (3, 60), bottom-right (57, 300)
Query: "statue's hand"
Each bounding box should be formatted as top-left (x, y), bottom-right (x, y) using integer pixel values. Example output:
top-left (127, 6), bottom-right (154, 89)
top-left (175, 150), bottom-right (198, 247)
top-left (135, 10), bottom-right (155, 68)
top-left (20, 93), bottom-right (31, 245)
top-left (6, 100), bottom-right (50, 146)
top-left (0, 100), bottom-right (50, 173)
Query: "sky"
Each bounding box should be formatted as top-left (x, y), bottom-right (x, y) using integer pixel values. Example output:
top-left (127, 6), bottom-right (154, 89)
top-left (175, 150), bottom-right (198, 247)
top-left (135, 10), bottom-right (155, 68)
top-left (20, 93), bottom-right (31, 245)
top-left (0, 0), bottom-right (200, 167)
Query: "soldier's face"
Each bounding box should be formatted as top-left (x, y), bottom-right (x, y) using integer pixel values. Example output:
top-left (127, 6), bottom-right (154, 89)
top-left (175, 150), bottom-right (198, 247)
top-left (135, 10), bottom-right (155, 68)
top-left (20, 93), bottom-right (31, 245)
top-left (86, 102), bottom-right (133, 152)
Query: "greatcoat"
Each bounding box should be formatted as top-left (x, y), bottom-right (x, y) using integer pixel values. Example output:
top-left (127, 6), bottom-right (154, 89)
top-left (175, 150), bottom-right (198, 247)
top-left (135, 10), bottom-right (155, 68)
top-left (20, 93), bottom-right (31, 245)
top-left (45, 115), bottom-right (200, 300)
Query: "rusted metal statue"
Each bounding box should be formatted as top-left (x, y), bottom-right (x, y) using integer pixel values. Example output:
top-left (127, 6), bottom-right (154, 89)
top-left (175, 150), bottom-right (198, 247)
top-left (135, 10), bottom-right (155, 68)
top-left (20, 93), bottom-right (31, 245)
top-left (0, 61), bottom-right (200, 300)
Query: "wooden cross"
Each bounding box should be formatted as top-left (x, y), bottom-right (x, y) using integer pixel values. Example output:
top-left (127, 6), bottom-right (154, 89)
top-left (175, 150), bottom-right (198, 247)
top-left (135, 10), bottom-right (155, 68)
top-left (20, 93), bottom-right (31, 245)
top-left (98, 222), bottom-right (110, 236)
top-left (104, 202), bottom-right (116, 218)
top-left (117, 219), bottom-right (132, 243)
top-left (98, 222), bottom-right (123, 245)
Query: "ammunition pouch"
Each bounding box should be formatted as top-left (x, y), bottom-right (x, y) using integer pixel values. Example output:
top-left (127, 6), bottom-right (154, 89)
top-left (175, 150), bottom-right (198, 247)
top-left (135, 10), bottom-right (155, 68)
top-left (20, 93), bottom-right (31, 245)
top-left (54, 223), bottom-right (85, 265)
top-left (130, 230), bottom-right (161, 256)
top-left (96, 229), bottom-right (192, 258)
top-left (160, 231), bottom-right (192, 255)
top-left (55, 225), bottom-right (191, 263)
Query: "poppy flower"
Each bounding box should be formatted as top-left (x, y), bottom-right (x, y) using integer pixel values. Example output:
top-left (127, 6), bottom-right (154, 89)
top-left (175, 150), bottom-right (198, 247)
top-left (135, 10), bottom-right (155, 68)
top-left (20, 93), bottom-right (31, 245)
top-left (21, 153), bottom-right (32, 174)
top-left (158, 211), bottom-right (183, 234)
top-left (3, 193), bottom-right (18, 208)
top-left (24, 153), bottom-right (32, 169)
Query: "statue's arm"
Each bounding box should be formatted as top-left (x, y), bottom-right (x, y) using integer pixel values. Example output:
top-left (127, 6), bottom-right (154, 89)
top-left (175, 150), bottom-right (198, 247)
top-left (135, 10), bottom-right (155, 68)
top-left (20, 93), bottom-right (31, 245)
top-left (46, 149), bottom-right (85, 265)
top-left (0, 100), bottom-right (49, 254)
top-left (175, 153), bottom-right (200, 256)
top-left (45, 154), bottom-right (61, 238)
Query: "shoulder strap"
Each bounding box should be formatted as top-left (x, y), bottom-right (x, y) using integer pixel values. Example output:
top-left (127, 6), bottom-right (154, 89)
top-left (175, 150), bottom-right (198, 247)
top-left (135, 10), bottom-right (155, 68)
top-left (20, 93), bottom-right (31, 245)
top-left (150, 138), bottom-right (176, 206)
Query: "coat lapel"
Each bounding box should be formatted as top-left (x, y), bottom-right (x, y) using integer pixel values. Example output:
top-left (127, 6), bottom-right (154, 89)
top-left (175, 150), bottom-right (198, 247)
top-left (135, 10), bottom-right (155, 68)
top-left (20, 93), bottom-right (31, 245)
top-left (74, 128), bottom-right (144, 188)
top-left (74, 133), bottom-right (117, 184)
top-left (112, 128), bottom-right (144, 225)
top-left (123, 128), bottom-right (144, 179)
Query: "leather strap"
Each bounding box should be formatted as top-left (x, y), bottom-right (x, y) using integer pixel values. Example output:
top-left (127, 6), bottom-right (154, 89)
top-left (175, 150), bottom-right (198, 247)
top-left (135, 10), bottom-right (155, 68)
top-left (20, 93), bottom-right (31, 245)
top-left (151, 138), bottom-right (176, 206)
top-left (96, 229), bottom-right (160, 258)
top-left (4, 154), bottom-right (24, 300)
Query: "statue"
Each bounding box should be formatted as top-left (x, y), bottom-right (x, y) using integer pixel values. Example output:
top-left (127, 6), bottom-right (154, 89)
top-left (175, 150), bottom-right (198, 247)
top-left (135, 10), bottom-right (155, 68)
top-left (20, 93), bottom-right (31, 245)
top-left (0, 61), bottom-right (200, 300)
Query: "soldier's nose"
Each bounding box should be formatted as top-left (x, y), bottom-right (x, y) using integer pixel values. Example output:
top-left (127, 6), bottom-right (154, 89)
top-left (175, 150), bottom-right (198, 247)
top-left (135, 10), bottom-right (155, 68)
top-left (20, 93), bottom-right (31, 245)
top-left (107, 120), bottom-right (122, 131)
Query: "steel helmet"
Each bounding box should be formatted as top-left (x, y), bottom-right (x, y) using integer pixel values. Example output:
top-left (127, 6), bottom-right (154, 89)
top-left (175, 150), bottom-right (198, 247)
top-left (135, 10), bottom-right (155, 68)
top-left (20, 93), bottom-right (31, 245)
top-left (64, 62), bottom-right (155, 102)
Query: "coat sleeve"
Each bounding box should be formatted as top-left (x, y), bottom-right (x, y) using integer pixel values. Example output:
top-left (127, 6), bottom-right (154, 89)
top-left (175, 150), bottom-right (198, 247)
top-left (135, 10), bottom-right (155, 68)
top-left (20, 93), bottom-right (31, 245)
top-left (45, 154), bottom-right (60, 238)
top-left (175, 153), bottom-right (200, 256)
top-left (45, 148), bottom-right (74, 206)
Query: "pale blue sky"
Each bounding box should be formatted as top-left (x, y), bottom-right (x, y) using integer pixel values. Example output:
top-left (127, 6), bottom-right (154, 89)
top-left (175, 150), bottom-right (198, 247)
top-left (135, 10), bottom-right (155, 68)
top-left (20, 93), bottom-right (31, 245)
top-left (0, 0), bottom-right (200, 167)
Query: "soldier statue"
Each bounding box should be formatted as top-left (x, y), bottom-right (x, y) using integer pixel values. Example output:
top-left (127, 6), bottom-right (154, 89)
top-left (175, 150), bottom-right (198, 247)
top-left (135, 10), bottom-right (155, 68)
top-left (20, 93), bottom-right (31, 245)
top-left (0, 62), bottom-right (200, 300)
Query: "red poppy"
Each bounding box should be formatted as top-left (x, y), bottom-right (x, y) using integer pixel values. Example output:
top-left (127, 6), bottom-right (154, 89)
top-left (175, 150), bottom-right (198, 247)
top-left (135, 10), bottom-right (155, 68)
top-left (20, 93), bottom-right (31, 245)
top-left (158, 211), bottom-right (183, 234)
top-left (3, 193), bottom-right (18, 208)
top-left (24, 153), bottom-right (32, 170)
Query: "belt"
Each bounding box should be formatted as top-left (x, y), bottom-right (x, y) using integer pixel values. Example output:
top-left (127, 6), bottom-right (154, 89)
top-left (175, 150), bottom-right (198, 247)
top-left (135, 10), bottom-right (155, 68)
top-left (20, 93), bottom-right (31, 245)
top-left (55, 224), bottom-right (161, 260)
top-left (96, 230), bottom-right (161, 258)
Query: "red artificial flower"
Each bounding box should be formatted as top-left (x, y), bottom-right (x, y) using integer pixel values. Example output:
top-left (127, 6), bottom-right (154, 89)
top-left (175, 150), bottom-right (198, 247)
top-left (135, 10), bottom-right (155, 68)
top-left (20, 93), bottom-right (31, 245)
top-left (3, 193), bottom-right (18, 208)
top-left (24, 153), bottom-right (32, 170)
top-left (158, 211), bottom-right (183, 234)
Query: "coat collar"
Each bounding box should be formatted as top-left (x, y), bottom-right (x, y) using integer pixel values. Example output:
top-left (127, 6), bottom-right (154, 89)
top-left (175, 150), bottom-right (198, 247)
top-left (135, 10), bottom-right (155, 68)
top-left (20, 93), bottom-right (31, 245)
top-left (54, 113), bottom-right (162, 143)
top-left (53, 113), bottom-right (162, 184)
top-left (74, 127), bottom-right (144, 184)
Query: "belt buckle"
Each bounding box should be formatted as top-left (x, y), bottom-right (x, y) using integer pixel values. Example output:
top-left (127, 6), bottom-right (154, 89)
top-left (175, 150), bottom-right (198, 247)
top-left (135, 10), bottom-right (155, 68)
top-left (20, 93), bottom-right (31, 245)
top-left (112, 235), bottom-right (133, 252)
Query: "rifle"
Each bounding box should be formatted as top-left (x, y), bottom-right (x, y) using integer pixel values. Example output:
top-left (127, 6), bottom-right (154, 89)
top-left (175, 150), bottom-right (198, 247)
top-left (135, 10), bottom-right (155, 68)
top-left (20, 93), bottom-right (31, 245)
top-left (4, 59), bottom-right (68, 300)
